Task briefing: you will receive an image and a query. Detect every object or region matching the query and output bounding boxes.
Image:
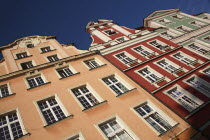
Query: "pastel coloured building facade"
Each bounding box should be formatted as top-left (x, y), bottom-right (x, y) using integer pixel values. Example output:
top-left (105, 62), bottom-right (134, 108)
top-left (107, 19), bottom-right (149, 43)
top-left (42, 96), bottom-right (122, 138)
top-left (0, 36), bottom-right (197, 140)
top-left (86, 14), bottom-right (210, 139)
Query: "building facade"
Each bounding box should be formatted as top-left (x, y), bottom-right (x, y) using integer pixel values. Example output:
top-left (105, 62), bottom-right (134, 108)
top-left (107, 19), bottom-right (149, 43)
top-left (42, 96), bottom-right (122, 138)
top-left (86, 10), bottom-right (210, 139)
top-left (0, 36), bottom-right (197, 140)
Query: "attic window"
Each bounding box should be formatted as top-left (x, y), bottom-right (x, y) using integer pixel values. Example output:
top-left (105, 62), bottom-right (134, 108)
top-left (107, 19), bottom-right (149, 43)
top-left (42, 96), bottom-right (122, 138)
top-left (104, 29), bottom-right (117, 36)
top-left (26, 44), bottom-right (34, 48)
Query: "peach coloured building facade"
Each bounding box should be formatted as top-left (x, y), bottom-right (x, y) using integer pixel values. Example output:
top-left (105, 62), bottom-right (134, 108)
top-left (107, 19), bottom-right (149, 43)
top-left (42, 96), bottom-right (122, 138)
top-left (0, 36), bottom-right (201, 140)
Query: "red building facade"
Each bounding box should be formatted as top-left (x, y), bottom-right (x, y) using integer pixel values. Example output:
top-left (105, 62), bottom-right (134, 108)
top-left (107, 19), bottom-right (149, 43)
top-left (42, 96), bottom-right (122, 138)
top-left (86, 19), bottom-right (210, 136)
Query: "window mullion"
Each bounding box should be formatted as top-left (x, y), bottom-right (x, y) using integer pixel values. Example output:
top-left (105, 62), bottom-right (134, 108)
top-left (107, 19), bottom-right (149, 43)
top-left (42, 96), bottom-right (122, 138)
top-left (6, 115), bottom-right (14, 139)
top-left (149, 114), bottom-right (167, 131)
top-left (46, 101), bottom-right (58, 121)
top-left (83, 92), bottom-right (94, 106)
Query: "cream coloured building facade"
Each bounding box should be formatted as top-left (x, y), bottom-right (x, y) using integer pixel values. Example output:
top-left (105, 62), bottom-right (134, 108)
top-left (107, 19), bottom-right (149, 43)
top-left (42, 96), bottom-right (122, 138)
top-left (0, 36), bottom-right (202, 140)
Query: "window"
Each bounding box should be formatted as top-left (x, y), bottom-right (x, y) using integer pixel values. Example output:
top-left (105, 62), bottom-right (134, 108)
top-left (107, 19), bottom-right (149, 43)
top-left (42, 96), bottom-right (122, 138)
top-left (149, 40), bottom-right (169, 51)
top-left (37, 97), bottom-right (67, 125)
top-left (102, 75), bottom-right (129, 95)
top-left (158, 19), bottom-right (172, 24)
top-left (156, 59), bottom-right (181, 73)
top-left (134, 103), bottom-right (173, 134)
top-left (0, 111), bottom-right (25, 140)
top-left (71, 86), bottom-right (100, 109)
top-left (57, 67), bottom-right (74, 78)
top-left (115, 37), bottom-right (129, 43)
top-left (0, 84), bottom-right (12, 98)
top-left (41, 46), bottom-right (52, 53)
top-left (26, 44), bottom-right (34, 48)
top-left (84, 59), bottom-right (100, 69)
top-left (26, 75), bottom-right (45, 88)
top-left (20, 61), bottom-right (34, 70)
top-left (188, 43), bottom-right (209, 54)
top-left (115, 52), bottom-right (137, 66)
top-left (176, 26), bottom-right (192, 33)
top-left (161, 32), bottom-right (174, 39)
top-left (190, 21), bottom-right (205, 27)
top-left (137, 67), bottom-right (164, 84)
top-left (203, 36), bottom-right (210, 42)
top-left (166, 85), bottom-right (203, 112)
top-left (104, 29), bottom-right (117, 35)
top-left (172, 15), bottom-right (183, 20)
top-left (185, 75), bottom-right (210, 98)
top-left (99, 118), bottom-right (134, 140)
top-left (67, 133), bottom-right (85, 140)
top-left (47, 55), bottom-right (59, 62)
top-left (202, 67), bottom-right (210, 77)
top-left (133, 46), bottom-right (155, 57)
top-left (16, 52), bottom-right (28, 59)
top-left (172, 52), bottom-right (197, 65)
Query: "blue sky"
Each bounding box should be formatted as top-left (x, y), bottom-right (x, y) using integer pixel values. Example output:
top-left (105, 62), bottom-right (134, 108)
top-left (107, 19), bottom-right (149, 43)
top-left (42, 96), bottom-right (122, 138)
top-left (0, 0), bottom-right (209, 51)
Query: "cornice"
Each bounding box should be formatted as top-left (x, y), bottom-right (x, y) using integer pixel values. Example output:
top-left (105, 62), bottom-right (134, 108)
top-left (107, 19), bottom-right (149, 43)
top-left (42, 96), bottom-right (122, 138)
top-left (0, 51), bottom-right (96, 81)
top-left (0, 35), bottom-right (56, 50)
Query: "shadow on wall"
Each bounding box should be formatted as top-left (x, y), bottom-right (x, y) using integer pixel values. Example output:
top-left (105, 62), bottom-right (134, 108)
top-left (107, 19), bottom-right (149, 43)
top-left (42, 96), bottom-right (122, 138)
top-left (184, 73), bottom-right (210, 140)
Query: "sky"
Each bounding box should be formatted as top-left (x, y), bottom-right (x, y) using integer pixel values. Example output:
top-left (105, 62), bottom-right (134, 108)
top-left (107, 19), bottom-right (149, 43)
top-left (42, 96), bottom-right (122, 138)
top-left (0, 0), bottom-right (209, 52)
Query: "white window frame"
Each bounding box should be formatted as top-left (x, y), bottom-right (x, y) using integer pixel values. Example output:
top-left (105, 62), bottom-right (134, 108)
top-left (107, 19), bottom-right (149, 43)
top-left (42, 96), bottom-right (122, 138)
top-left (154, 58), bottom-right (183, 74)
top-left (200, 66), bottom-right (210, 77)
top-left (189, 21), bottom-right (206, 28)
top-left (163, 84), bottom-right (204, 112)
top-left (203, 36), bottom-right (210, 42)
top-left (0, 109), bottom-right (27, 140)
top-left (171, 51), bottom-right (198, 66)
top-left (35, 94), bottom-right (70, 126)
top-left (96, 115), bottom-right (139, 140)
top-left (15, 51), bottom-right (30, 59)
top-left (183, 74), bottom-right (210, 98)
top-left (115, 36), bottom-right (129, 43)
top-left (176, 25), bottom-right (193, 33)
top-left (132, 45), bottom-right (156, 58)
top-left (148, 39), bottom-right (170, 51)
top-left (103, 29), bottom-right (118, 36)
top-left (46, 54), bottom-right (61, 62)
top-left (114, 51), bottom-right (138, 66)
top-left (0, 83), bottom-right (13, 98)
top-left (83, 57), bottom-right (104, 69)
top-left (160, 31), bottom-right (176, 40)
top-left (158, 19), bottom-right (173, 24)
top-left (171, 14), bottom-right (183, 20)
top-left (25, 72), bottom-right (48, 89)
top-left (20, 61), bottom-right (34, 70)
top-left (65, 132), bottom-right (85, 140)
top-left (101, 74), bottom-right (131, 96)
top-left (55, 64), bottom-right (77, 79)
top-left (40, 45), bottom-right (54, 53)
top-left (135, 66), bottom-right (166, 85)
top-left (187, 43), bottom-right (209, 55)
top-left (132, 101), bottom-right (177, 135)
top-left (69, 84), bottom-right (104, 110)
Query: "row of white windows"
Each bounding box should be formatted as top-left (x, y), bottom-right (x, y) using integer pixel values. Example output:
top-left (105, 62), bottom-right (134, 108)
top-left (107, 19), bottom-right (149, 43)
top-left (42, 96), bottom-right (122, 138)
top-left (0, 100), bottom-right (177, 140)
top-left (15, 46), bottom-right (55, 60)
top-left (1, 69), bottom-right (209, 112)
top-left (115, 50), bottom-right (200, 72)
top-left (18, 56), bottom-right (102, 71)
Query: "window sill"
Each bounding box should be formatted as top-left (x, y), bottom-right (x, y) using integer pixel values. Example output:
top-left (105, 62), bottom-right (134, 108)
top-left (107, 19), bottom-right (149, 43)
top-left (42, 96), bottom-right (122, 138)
top-left (15, 55), bottom-right (33, 60)
top-left (40, 49), bottom-right (57, 54)
top-left (17, 133), bottom-right (31, 140)
top-left (44, 114), bottom-right (73, 128)
top-left (116, 88), bottom-right (137, 97)
top-left (59, 72), bottom-right (80, 80)
top-left (89, 64), bottom-right (107, 71)
top-left (82, 100), bottom-right (108, 112)
top-left (27, 82), bottom-right (51, 90)
top-left (0, 93), bottom-right (16, 99)
top-left (158, 123), bottom-right (179, 137)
